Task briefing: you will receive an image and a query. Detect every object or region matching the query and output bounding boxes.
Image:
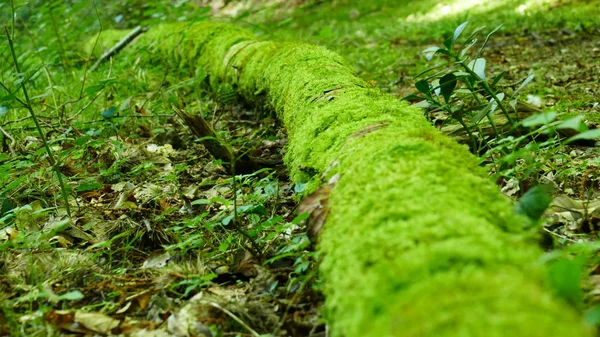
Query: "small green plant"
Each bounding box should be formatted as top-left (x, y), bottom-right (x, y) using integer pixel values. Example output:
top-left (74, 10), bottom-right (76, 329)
top-left (406, 21), bottom-right (535, 152)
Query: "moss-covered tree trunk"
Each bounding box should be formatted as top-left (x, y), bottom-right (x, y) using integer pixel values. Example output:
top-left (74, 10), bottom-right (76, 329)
top-left (108, 22), bottom-right (591, 336)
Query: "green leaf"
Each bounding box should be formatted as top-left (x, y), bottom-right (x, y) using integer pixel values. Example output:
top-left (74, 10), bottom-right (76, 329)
top-left (463, 26), bottom-right (486, 43)
top-left (0, 106), bottom-right (7, 117)
top-left (521, 111), bottom-right (556, 128)
top-left (453, 21), bottom-right (469, 42)
top-left (556, 115), bottom-right (586, 132)
top-left (0, 197), bottom-right (14, 218)
top-left (439, 73), bottom-right (457, 103)
top-left (490, 71), bottom-right (506, 88)
top-left (237, 204), bottom-right (267, 215)
top-left (547, 257), bottom-right (583, 308)
top-left (58, 290), bottom-right (84, 301)
top-left (472, 100), bottom-right (494, 124)
top-left (489, 92), bottom-right (504, 114)
top-left (467, 57), bottom-right (486, 80)
top-left (415, 79), bottom-right (431, 95)
top-left (76, 181), bottom-right (103, 192)
top-left (443, 37), bottom-right (453, 51)
top-left (401, 94), bottom-right (424, 101)
top-left (585, 305), bottom-right (600, 326)
top-left (514, 184), bottom-right (554, 221)
top-left (479, 24), bottom-right (503, 55)
top-left (422, 46), bottom-right (441, 61)
top-left (191, 199), bottom-right (211, 205)
top-left (101, 106), bottom-right (116, 120)
top-left (74, 136), bottom-right (91, 146)
top-left (459, 38), bottom-right (477, 58)
top-left (565, 129), bottom-right (600, 144)
top-left (512, 74), bottom-right (535, 98)
top-left (83, 84), bottom-right (104, 96)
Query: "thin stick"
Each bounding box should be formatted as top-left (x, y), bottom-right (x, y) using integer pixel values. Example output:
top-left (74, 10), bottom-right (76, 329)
top-left (4, 27), bottom-right (72, 218)
top-left (90, 26), bottom-right (146, 72)
top-left (205, 301), bottom-right (260, 337)
top-left (0, 125), bottom-right (17, 156)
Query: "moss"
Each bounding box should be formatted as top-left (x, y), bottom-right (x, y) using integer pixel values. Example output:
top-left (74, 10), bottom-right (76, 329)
top-left (93, 21), bottom-right (592, 336)
top-left (82, 28), bottom-right (137, 57)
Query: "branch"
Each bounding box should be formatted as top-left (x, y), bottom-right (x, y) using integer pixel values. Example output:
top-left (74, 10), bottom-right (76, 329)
top-left (90, 26), bottom-right (146, 72)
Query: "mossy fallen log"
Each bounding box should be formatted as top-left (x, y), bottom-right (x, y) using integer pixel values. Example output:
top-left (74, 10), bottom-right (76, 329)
top-left (96, 22), bottom-right (591, 336)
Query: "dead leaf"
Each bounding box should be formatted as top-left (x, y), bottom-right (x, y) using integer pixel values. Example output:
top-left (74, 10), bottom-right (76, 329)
top-left (74, 311), bottom-right (121, 334)
top-left (46, 310), bottom-right (120, 335)
top-left (298, 177), bottom-right (338, 242)
top-left (233, 250), bottom-right (258, 277)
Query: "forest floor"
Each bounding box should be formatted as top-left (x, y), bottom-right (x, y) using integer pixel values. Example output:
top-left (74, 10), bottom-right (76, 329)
top-left (1, 0), bottom-right (600, 336)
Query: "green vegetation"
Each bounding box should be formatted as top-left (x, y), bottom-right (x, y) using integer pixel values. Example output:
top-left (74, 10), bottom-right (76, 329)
top-left (1, 0), bottom-right (599, 336)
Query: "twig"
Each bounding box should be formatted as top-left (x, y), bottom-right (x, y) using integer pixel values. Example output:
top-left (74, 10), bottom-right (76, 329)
top-left (0, 81), bottom-right (27, 107)
top-left (0, 116), bottom-right (31, 126)
top-left (0, 125), bottom-right (17, 156)
top-left (205, 301), bottom-right (260, 337)
top-left (542, 227), bottom-right (577, 243)
top-left (90, 26), bottom-right (146, 72)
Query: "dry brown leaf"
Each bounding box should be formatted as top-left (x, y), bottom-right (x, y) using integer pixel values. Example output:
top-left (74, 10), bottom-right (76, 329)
top-left (298, 178), bottom-right (337, 242)
top-left (74, 311), bottom-right (121, 334)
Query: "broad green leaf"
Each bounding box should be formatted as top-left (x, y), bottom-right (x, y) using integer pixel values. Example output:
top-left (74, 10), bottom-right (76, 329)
top-left (74, 136), bottom-right (91, 146)
top-left (547, 257), bottom-right (583, 308)
top-left (514, 184), bottom-right (554, 221)
top-left (585, 305), bottom-right (600, 326)
top-left (58, 290), bottom-right (84, 301)
top-left (76, 181), bottom-right (103, 192)
top-left (453, 21), bottom-right (469, 42)
top-left (472, 100), bottom-right (494, 124)
top-left (236, 204), bottom-right (267, 215)
top-left (468, 58), bottom-right (486, 80)
top-left (431, 79), bottom-right (441, 97)
top-left (118, 96), bottom-right (132, 112)
top-left (443, 37), bottom-right (453, 51)
top-left (521, 111), bottom-right (556, 127)
top-left (565, 129), bottom-right (600, 144)
top-left (83, 84), bottom-right (104, 96)
top-left (556, 115), bottom-right (586, 132)
top-left (0, 197), bottom-right (13, 218)
top-left (101, 106), bottom-right (116, 120)
top-left (489, 92), bottom-right (504, 114)
top-left (415, 79), bottom-right (431, 95)
top-left (191, 198), bottom-right (211, 205)
top-left (422, 46), bottom-right (441, 61)
top-left (413, 100), bottom-right (431, 108)
top-left (439, 73), bottom-right (457, 103)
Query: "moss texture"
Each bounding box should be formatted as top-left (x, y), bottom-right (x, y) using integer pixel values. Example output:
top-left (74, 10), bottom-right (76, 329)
top-left (99, 21), bottom-right (591, 336)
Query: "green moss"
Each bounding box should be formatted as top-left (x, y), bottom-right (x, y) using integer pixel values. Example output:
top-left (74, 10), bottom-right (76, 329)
top-left (93, 21), bottom-right (592, 336)
top-left (82, 28), bottom-right (137, 57)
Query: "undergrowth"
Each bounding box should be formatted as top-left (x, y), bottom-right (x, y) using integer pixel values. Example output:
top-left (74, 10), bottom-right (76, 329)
top-left (0, 0), bottom-right (599, 335)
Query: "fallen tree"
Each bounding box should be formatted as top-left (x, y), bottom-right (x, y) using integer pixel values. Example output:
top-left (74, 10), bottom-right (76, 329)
top-left (94, 21), bottom-right (591, 336)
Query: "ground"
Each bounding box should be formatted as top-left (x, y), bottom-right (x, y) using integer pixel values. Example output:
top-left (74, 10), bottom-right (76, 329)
top-left (0, 0), bottom-right (599, 336)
